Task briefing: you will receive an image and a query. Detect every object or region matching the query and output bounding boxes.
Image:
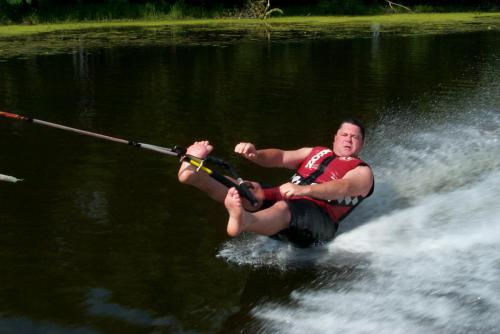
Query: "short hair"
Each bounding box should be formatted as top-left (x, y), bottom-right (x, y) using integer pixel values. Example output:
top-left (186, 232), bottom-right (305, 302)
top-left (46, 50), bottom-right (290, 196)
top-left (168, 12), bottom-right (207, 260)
top-left (339, 118), bottom-right (366, 141)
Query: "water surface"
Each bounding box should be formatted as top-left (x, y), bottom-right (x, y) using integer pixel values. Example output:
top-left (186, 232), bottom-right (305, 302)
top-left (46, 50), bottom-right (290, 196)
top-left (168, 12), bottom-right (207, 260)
top-left (0, 26), bottom-right (499, 333)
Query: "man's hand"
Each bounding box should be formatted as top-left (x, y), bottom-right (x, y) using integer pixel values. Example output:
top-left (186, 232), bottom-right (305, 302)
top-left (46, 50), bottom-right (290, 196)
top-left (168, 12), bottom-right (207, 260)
top-left (234, 142), bottom-right (258, 160)
top-left (279, 182), bottom-right (309, 199)
top-left (241, 181), bottom-right (265, 211)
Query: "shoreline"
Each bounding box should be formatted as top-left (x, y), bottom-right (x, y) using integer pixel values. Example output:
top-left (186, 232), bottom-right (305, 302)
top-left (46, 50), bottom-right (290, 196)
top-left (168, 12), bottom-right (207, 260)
top-left (1, 12), bottom-right (499, 37)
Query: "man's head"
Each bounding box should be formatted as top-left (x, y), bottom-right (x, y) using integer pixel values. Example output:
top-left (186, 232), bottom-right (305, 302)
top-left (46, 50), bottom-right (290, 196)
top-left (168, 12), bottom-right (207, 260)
top-left (333, 118), bottom-right (365, 157)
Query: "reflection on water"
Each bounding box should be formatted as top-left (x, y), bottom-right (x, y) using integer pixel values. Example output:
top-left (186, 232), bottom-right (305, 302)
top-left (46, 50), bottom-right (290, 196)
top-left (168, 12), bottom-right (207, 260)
top-left (0, 316), bottom-right (100, 334)
top-left (0, 15), bottom-right (499, 59)
top-left (86, 288), bottom-right (179, 329)
top-left (0, 27), bottom-right (499, 333)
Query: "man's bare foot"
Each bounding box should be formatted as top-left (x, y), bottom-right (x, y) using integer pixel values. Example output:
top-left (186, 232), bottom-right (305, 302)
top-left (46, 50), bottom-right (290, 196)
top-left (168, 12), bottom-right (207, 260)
top-left (225, 187), bottom-right (247, 237)
top-left (186, 140), bottom-right (213, 159)
top-left (178, 141), bottom-right (213, 184)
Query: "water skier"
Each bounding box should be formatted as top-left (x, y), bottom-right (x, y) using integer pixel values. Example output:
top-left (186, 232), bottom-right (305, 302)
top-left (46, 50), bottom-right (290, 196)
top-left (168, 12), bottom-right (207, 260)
top-left (178, 119), bottom-right (374, 247)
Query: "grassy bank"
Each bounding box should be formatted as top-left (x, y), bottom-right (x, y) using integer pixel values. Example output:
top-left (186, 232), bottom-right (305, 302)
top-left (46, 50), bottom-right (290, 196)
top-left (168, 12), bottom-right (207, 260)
top-left (0, 12), bottom-right (498, 37)
top-left (0, 12), bottom-right (498, 60)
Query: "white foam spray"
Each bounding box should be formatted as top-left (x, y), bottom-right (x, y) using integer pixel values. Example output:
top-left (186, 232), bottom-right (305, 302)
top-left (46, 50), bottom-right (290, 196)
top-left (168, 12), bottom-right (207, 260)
top-left (218, 54), bottom-right (500, 333)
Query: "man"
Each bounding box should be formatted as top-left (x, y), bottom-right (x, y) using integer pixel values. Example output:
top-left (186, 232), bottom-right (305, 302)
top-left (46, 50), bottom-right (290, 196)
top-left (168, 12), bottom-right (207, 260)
top-left (178, 119), bottom-right (374, 247)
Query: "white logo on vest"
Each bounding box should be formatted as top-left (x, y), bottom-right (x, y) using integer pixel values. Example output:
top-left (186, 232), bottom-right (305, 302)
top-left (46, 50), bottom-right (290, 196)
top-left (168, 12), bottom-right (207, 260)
top-left (305, 149), bottom-right (331, 169)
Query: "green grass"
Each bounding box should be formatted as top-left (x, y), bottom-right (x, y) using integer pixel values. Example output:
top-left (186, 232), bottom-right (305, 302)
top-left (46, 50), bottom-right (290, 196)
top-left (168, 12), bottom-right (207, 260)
top-left (0, 12), bottom-right (498, 37)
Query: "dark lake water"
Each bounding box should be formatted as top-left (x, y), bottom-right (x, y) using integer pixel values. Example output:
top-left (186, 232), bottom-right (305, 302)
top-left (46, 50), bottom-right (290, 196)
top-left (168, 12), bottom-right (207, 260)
top-left (1, 25), bottom-right (500, 333)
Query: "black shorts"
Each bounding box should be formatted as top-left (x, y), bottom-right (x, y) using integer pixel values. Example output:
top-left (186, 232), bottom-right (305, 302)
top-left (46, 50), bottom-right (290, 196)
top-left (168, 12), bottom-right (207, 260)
top-left (271, 199), bottom-right (338, 248)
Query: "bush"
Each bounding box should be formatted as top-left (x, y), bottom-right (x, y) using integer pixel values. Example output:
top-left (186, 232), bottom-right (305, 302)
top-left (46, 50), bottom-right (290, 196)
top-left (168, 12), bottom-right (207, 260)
top-left (168, 1), bottom-right (186, 19)
top-left (0, 0), bottom-right (16, 23)
top-left (318, 0), bottom-right (367, 15)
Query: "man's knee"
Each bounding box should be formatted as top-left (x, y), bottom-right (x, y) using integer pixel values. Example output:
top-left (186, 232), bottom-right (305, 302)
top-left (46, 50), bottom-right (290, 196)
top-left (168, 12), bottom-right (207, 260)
top-left (273, 200), bottom-right (288, 210)
top-left (272, 200), bottom-right (292, 221)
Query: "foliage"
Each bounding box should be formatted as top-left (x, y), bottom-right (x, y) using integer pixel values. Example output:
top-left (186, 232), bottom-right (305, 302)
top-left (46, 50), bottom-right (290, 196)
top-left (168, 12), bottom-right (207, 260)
top-left (244, 0), bottom-right (283, 19)
top-left (317, 0), bottom-right (367, 15)
top-left (168, 1), bottom-right (186, 19)
top-left (0, 0), bottom-right (213, 23)
top-left (1, 0), bottom-right (499, 24)
top-left (0, 0), bottom-right (29, 23)
top-left (0, 0), bottom-right (11, 23)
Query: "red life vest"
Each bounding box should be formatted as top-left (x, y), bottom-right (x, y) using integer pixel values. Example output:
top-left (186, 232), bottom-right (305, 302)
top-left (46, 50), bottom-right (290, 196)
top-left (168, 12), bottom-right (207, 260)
top-left (264, 146), bottom-right (373, 223)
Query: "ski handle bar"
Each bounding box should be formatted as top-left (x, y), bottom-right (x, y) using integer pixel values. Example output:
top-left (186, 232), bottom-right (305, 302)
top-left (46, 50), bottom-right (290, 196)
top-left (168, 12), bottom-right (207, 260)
top-left (174, 146), bottom-right (259, 207)
top-left (0, 111), bottom-right (259, 207)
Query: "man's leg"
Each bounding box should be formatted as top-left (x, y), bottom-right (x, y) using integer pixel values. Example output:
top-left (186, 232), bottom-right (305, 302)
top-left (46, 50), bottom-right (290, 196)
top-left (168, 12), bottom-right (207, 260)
top-left (225, 187), bottom-right (291, 237)
top-left (178, 141), bottom-right (265, 209)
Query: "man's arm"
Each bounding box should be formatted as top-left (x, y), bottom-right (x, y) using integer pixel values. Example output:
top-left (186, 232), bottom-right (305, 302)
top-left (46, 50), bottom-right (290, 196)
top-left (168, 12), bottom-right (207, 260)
top-left (279, 165), bottom-right (374, 200)
top-left (234, 142), bottom-right (312, 170)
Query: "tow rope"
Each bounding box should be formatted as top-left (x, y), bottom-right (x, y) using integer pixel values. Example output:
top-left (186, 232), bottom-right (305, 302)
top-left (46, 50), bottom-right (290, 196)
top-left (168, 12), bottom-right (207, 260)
top-left (0, 111), bottom-right (258, 206)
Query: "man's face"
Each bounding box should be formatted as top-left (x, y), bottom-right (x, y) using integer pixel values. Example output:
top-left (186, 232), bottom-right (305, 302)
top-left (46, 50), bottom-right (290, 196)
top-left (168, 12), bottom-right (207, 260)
top-left (333, 123), bottom-right (364, 157)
